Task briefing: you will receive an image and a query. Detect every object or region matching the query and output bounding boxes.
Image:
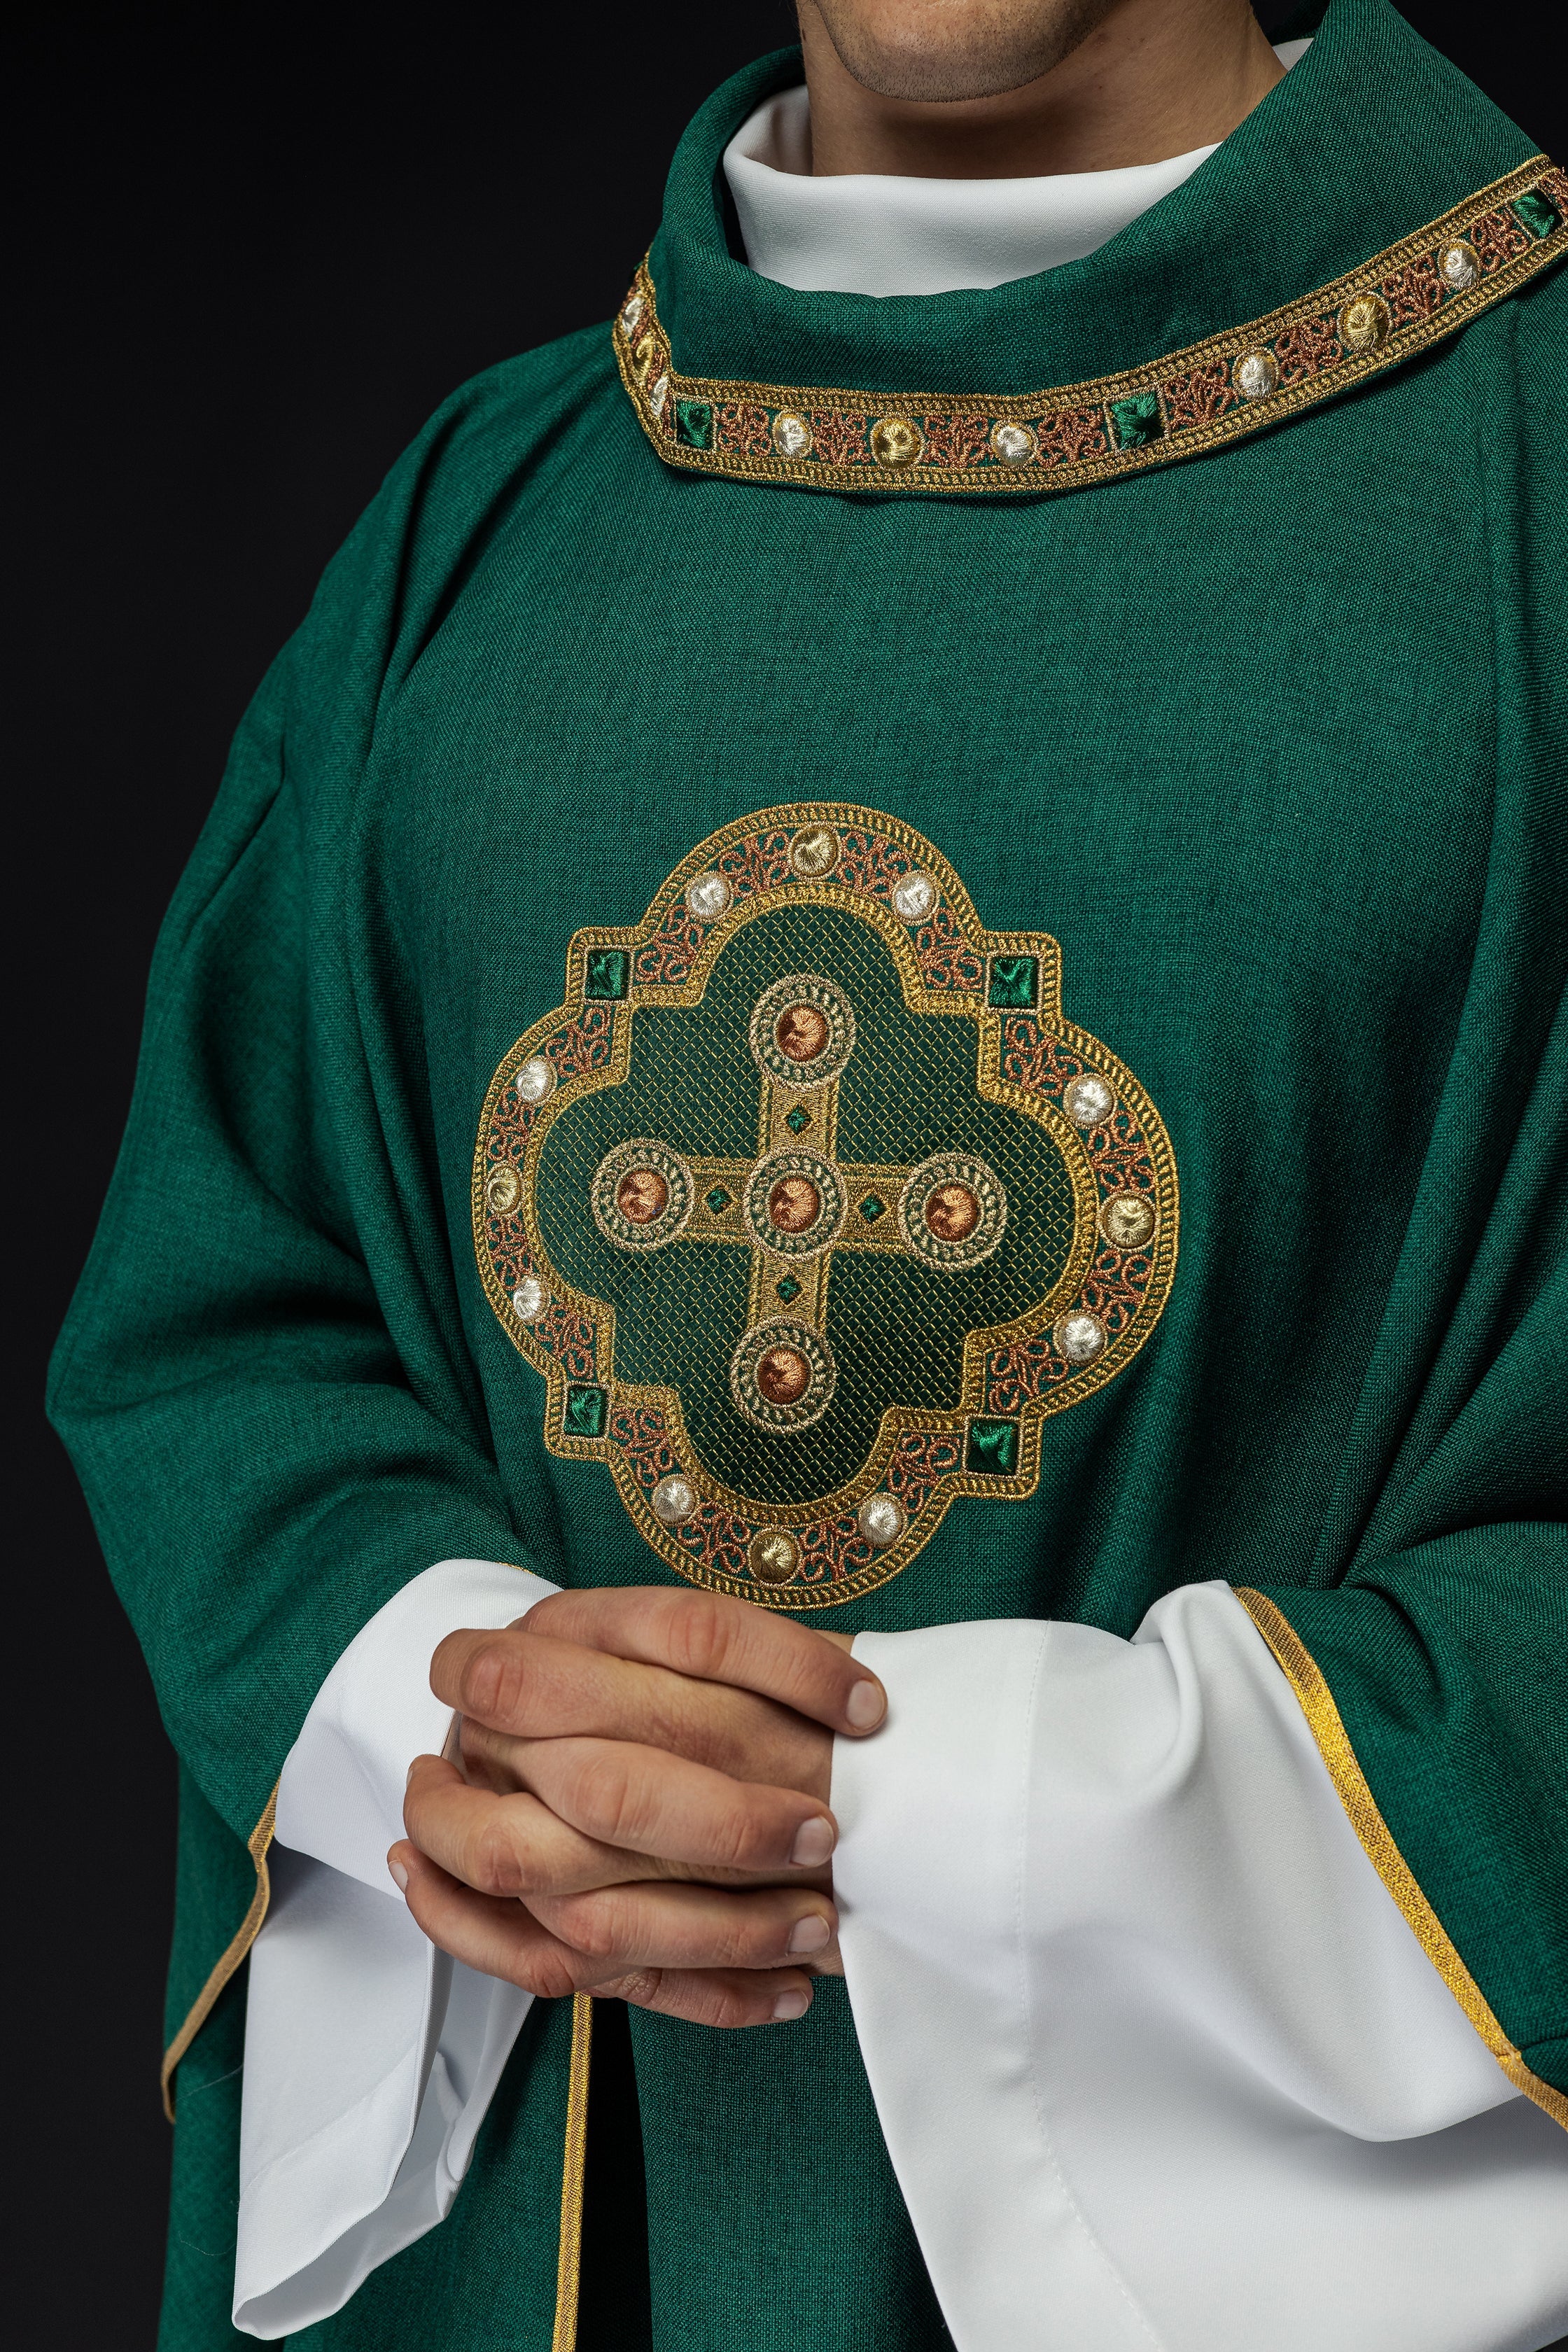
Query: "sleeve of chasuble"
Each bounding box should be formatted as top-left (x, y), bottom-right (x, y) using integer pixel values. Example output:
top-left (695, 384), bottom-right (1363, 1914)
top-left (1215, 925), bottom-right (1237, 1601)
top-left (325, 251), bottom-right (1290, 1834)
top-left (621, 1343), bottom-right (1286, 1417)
top-left (828, 349), bottom-right (1568, 2352)
top-left (43, 364), bottom-right (592, 2067)
top-left (47, 626), bottom-right (528, 1847)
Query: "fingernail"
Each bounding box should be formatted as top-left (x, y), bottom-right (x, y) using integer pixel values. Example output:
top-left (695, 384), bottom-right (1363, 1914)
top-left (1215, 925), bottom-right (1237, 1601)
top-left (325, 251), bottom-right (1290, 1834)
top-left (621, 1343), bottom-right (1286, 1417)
top-left (790, 1816), bottom-right (834, 1868)
top-left (773, 1988), bottom-right (810, 2022)
top-left (388, 1857), bottom-right (409, 1893)
top-left (845, 1679), bottom-right (885, 1730)
top-left (788, 1913), bottom-right (832, 1955)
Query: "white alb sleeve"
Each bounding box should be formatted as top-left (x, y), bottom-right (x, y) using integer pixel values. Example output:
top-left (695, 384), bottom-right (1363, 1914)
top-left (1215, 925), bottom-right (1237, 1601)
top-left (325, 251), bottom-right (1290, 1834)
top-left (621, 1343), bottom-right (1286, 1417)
top-left (232, 1556), bottom-right (559, 2340)
top-left (832, 1582), bottom-right (1568, 2352)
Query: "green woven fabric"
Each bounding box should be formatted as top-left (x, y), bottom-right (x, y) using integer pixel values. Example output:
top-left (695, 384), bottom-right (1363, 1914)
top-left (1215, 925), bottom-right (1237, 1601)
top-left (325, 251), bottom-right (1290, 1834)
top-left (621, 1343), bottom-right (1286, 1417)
top-left (48, 0), bottom-right (1568, 2343)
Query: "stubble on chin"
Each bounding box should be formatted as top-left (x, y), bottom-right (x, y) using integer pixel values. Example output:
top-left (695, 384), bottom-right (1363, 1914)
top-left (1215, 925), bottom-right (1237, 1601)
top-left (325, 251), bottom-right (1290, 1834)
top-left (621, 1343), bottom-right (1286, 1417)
top-left (802, 0), bottom-right (1128, 103)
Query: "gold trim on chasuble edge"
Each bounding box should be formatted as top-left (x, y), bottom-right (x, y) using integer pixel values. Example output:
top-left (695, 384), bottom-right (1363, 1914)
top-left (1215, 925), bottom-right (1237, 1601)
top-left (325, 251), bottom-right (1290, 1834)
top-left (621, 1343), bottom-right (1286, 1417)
top-left (161, 1785), bottom-right (278, 2122)
top-left (1234, 1590), bottom-right (1568, 2133)
top-left (473, 808), bottom-right (1179, 1607)
top-left (614, 160), bottom-right (1567, 496)
top-left (553, 1994), bottom-right (594, 2352)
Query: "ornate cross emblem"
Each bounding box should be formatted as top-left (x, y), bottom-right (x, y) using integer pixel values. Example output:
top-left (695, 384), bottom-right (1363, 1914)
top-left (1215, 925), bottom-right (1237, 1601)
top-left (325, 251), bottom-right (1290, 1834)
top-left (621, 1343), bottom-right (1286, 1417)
top-left (474, 807), bottom-right (1178, 1607)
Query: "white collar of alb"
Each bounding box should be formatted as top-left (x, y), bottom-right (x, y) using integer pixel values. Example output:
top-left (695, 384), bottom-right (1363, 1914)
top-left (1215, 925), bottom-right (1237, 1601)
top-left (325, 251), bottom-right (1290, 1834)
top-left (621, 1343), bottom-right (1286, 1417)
top-left (723, 40), bottom-right (1310, 299)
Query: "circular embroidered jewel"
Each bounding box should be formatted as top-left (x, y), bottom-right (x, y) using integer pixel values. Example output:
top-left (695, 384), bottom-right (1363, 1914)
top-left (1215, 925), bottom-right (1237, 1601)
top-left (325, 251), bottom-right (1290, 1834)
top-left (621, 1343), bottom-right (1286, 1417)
top-left (652, 1474), bottom-right (698, 1525)
top-left (732, 1320), bottom-right (838, 1434)
top-left (858, 1492), bottom-right (907, 1549)
top-left (750, 1527), bottom-right (801, 1583)
top-left (892, 871), bottom-right (937, 923)
top-left (515, 1055), bottom-right (556, 1105)
top-left (989, 421), bottom-right (1037, 465)
top-left (591, 1139), bottom-right (694, 1251)
top-left (899, 1154), bottom-right (1007, 1270)
top-left (685, 869), bottom-right (732, 920)
top-left (1234, 349), bottom-right (1280, 400)
top-left (749, 974), bottom-right (856, 1088)
top-left (870, 415), bottom-right (925, 468)
top-left (486, 1161), bottom-right (524, 1215)
top-left (1438, 238), bottom-right (1480, 290)
top-left (1337, 292), bottom-right (1392, 352)
top-left (773, 410), bottom-right (813, 458)
top-left (789, 824), bottom-right (839, 878)
top-left (1063, 1072), bottom-right (1116, 1128)
top-left (743, 1149), bottom-right (846, 1259)
top-left (511, 1275), bottom-right (545, 1321)
top-left (620, 295), bottom-right (644, 337)
top-left (1099, 1191), bottom-right (1157, 1251)
top-left (1054, 1310), bottom-right (1107, 1364)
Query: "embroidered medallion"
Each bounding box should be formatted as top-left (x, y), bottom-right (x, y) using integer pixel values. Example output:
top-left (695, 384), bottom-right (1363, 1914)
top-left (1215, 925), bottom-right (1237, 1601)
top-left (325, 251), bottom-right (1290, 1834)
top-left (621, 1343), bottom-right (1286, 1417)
top-left (612, 160), bottom-right (1567, 500)
top-left (473, 806), bottom-right (1179, 1606)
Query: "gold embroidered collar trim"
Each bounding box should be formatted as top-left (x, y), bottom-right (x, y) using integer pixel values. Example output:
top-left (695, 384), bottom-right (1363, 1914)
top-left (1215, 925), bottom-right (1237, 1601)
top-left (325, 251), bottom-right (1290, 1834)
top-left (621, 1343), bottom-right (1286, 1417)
top-left (614, 159), bottom-right (1566, 496)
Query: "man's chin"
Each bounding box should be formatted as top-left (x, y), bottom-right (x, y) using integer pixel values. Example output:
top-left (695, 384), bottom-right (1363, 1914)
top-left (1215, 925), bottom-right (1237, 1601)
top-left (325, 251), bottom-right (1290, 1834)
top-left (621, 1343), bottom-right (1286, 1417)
top-left (806, 0), bottom-right (1121, 104)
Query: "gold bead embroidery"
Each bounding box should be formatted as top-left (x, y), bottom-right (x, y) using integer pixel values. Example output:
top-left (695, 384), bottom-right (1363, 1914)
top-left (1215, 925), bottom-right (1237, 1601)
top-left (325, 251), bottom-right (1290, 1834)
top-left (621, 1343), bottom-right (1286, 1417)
top-left (870, 415), bottom-right (924, 468)
top-left (1336, 290), bottom-right (1392, 351)
top-left (1099, 1193), bottom-right (1157, 1251)
top-left (750, 1528), bottom-right (801, 1583)
top-left (790, 824), bottom-right (839, 878)
top-left (486, 1162), bottom-right (523, 1215)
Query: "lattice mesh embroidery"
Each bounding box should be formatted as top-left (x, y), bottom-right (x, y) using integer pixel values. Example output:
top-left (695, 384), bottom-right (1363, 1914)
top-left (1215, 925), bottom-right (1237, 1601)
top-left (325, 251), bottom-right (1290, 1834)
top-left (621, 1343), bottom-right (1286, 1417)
top-left (537, 904), bottom-right (1076, 1504)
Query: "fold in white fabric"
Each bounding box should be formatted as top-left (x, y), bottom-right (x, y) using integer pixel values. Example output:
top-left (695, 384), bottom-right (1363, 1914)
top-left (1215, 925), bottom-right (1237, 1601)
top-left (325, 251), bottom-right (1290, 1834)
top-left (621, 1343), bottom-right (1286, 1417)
top-left (722, 41), bottom-right (1310, 297)
top-left (832, 1586), bottom-right (1568, 2352)
top-left (232, 1558), bottom-right (559, 2339)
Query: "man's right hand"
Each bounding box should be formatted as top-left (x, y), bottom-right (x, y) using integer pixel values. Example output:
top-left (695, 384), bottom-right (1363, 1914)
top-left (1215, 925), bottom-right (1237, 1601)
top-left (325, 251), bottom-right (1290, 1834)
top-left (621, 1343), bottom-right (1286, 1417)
top-left (389, 1586), bottom-right (887, 2029)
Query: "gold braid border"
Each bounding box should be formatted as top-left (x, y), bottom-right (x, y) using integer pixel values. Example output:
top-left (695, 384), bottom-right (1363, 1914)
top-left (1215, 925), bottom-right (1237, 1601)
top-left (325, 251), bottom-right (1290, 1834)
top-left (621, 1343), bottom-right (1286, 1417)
top-left (615, 158), bottom-right (1567, 497)
top-left (160, 1785), bottom-right (277, 2123)
top-left (1234, 1590), bottom-right (1568, 2132)
top-left (552, 1994), bottom-right (594, 2352)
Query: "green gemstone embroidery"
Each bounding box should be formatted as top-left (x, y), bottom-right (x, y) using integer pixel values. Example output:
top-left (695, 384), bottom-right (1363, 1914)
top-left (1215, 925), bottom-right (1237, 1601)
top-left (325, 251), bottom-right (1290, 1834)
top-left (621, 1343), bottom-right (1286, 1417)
top-left (1512, 188), bottom-right (1562, 239)
top-left (1107, 391), bottom-right (1163, 450)
top-left (674, 398), bottom-right (714, 449)
top-left (785, 1105), bottom-right (811, 1135)
top-left (965, 1417), bottom-right (1020, 1475)
top-left (988, 955), bottom-right (1039, 1010)
top-left (564, 1382), bottom-right (608, 1439)
top-left (776, 1275), bottom-right (802, 1304)
top-left (584, 948), bottom-right (629, 1001)
top-left (859, 1194), bottom-right (886, 1222)
top-left (706, 1186), bottom-right (732, 1214)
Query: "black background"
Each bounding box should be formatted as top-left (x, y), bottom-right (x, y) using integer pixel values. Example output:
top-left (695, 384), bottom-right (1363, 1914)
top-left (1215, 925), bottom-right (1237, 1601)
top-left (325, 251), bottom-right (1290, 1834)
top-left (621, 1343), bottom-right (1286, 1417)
top-left (10, 4), bottom-right (1562, 2339)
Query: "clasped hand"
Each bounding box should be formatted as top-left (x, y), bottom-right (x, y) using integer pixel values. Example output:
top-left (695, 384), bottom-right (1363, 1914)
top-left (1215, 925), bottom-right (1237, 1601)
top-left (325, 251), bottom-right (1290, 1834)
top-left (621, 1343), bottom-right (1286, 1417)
top-left (389, 1586), bottom-right (887, 2027)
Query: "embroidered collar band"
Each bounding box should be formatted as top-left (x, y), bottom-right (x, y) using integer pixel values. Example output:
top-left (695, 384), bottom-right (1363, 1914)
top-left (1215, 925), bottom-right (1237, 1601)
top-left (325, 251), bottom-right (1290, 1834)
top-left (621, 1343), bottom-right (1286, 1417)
top-left (616, 0), bottom-right (1564, 498)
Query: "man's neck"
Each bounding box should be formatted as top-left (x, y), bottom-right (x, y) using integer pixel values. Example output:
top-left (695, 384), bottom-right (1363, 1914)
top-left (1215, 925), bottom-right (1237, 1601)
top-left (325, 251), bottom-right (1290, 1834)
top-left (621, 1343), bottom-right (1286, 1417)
top-left (798, 0), bottom-right (1286, 178)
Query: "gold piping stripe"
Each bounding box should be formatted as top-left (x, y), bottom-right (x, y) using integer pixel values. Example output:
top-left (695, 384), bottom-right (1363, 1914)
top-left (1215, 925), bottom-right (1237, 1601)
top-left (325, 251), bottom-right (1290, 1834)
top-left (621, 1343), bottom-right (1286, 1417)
top-left (1233, 1588), bottom-right (1568, 2132)
top-left (160, 1784), bottom-right (278, 2123)
top-left (552, 1992), bottom-right (594, 2352)
top-left (615, 158), bottom-right (1567, 496)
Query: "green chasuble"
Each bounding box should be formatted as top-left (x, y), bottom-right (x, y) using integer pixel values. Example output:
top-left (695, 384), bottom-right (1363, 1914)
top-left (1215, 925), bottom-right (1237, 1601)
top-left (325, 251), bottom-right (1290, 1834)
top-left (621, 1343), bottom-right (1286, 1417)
top-left (48, 0), bottom-right (1568, 2343)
